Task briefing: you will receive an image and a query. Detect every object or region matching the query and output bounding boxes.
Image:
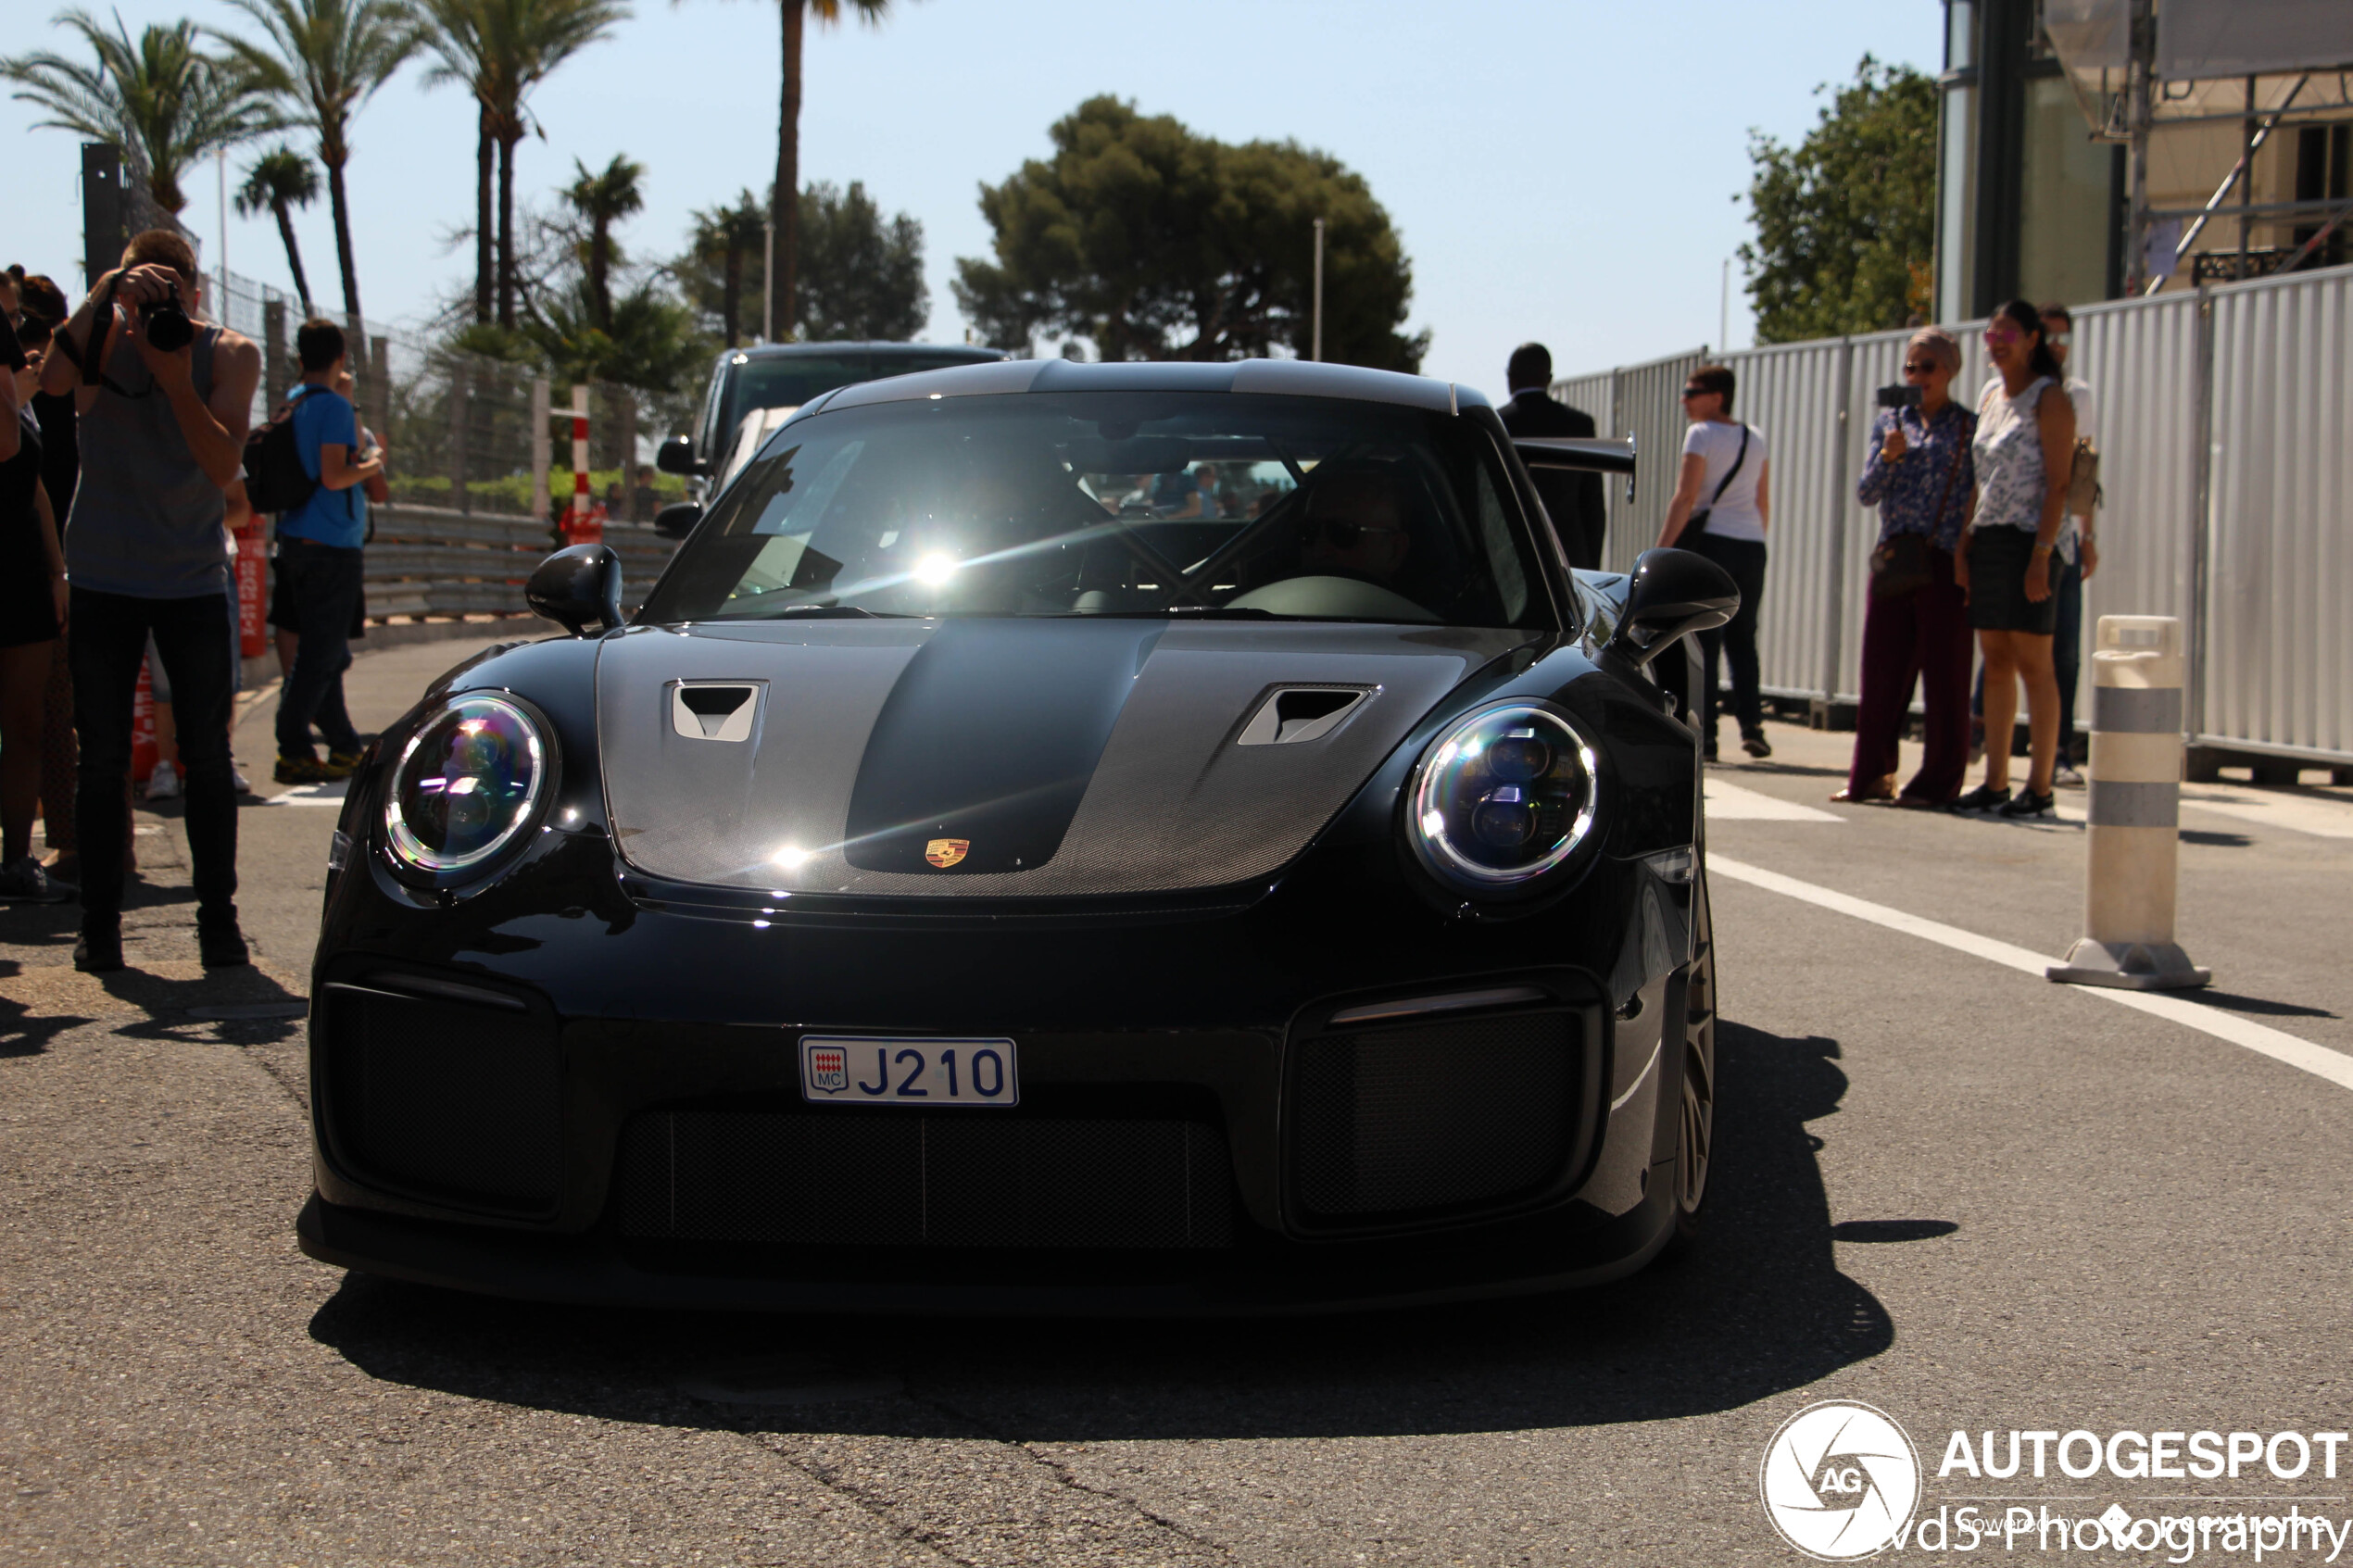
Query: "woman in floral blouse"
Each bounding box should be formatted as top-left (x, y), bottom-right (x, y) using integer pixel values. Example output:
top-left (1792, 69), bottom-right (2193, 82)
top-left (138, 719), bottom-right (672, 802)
top-left (1838, 327), bottom-right (1977, 805)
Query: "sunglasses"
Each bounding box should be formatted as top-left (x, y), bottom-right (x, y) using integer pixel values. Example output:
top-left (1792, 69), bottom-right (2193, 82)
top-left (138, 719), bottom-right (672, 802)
top-left (1681, 386), bottom-right (1711, 399)
top-left (2045, 330), bottom-right (2072, 345)
top-left (1983, 326), bottom-right (2022, 344)
top-left (1902, 360), bottom-right (1939, 374)
top-left (1309, 516), bottom-right (1403, 549)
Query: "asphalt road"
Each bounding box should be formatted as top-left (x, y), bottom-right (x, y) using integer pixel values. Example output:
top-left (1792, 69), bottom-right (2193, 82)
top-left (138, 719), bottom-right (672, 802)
top-left (5, 633), bottom-right (2350, 1566)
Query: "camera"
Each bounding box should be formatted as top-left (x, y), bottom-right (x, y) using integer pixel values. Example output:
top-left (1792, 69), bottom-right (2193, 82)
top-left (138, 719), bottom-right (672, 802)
top-left (139, 280), bottom-right (195, 353)
top-left (1875, 383), bottom-right (1923, 410)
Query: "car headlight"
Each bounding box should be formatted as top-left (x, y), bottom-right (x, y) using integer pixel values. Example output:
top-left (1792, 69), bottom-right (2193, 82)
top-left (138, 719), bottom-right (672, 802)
top-left (1408, 702), bottom-right (1600, 895)
top-left (384, 694), bottom-right (553, 875)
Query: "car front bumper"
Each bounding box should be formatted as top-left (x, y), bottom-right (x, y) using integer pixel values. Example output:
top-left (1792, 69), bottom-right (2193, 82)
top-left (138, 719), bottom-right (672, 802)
top-left (301, 823), bottom-right (1694, 1313)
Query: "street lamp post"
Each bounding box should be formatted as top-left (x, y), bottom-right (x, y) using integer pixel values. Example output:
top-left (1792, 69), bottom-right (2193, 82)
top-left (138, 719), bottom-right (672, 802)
top-left (762, 218), bottom-right (775, 343)
top-left (1311, 218), bottom-right (1325, 363)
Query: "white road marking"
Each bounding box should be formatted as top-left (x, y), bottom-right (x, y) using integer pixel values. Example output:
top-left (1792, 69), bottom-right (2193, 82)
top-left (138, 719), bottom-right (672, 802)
top-left (2180, 784), bottom-right (2353, 840)
top-left (1710, 855), bottom-right (2353, 1095)
top-left (262, 781), bottom-right (349, 808)
top-left (1705, 778), bottom-right (1844, 822)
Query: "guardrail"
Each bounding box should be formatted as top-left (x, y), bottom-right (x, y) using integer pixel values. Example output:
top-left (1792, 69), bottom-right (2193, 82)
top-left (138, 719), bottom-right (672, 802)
top-left (363, 504), bottom-right (678, 622)
top-left (1554, 261), bottom-right (2353, 772)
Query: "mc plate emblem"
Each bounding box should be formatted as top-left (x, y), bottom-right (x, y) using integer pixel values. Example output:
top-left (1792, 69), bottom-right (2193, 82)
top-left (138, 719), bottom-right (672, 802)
top-left (805, 1043), bottom-right (849, 1094)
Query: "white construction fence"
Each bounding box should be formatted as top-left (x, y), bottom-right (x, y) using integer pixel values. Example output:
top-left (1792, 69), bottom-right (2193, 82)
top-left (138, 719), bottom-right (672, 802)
top-left (1553, 262), bottom-right (2353, 772)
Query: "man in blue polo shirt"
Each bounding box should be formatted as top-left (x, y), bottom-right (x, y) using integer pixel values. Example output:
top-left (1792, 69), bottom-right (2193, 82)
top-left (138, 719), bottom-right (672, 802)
top-left (272, 319), bottom-right (383, 784)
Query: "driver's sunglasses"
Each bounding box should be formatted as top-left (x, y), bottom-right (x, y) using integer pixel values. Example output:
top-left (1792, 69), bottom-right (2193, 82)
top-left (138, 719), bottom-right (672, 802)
top-left (1310, 516), bottom-right (1403, 549)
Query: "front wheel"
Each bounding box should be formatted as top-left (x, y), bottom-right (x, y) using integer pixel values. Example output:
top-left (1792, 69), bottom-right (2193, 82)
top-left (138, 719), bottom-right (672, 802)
top-left (1667, 871), bottom-right (1718, 1248)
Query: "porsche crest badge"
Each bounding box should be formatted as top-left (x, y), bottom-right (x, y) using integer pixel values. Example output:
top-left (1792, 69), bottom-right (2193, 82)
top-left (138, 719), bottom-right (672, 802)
top-left (924, 837), bottom-right (971, 869)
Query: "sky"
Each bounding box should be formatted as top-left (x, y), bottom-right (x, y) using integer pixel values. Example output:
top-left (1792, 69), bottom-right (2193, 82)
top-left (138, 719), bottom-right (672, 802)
top-left (3, 0), bottom-right (1943, 399)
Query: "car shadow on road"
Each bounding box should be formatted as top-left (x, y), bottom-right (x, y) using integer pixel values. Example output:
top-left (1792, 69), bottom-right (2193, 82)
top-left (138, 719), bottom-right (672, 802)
top-left (308, 1022), bottom-right (1899, 1440)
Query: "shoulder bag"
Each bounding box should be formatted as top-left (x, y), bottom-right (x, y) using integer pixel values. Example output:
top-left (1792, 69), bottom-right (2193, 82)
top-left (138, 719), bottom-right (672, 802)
top-left (1678, 423), bottom-right (1749, 543)
top-left (2065, 435), bottom-right (2101, 517)
top-left (1868, 415), bottom-right (1962, 601)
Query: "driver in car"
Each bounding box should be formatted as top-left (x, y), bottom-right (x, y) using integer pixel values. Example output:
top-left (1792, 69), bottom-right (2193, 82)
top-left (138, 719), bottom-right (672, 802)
top-left (1300, 465), bottom-right (1414, 587)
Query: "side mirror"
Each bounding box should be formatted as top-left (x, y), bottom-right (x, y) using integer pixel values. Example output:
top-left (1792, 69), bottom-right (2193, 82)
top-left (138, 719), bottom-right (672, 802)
top-left (527, 543), bottom-right (623, 636)
top-left (655, 434), bottom-right (703, 476)
top-left (1607, 547), bottom-right (1739, 669)
top-left (653, 500), bottom-right (702, 540)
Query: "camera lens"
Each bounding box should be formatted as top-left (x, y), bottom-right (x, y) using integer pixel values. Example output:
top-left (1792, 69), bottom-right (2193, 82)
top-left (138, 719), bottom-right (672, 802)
top-left (141, 300), bottom-right (194, 353)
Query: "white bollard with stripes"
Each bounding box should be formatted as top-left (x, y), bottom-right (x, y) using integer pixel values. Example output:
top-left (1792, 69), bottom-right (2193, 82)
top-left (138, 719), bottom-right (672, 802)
top-left (2046, 615), bottom-right (2211, 990)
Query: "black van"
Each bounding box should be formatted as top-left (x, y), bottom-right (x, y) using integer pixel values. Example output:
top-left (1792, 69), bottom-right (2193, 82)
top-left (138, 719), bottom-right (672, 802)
top-left (658, 341), bottom-right (1010, 501)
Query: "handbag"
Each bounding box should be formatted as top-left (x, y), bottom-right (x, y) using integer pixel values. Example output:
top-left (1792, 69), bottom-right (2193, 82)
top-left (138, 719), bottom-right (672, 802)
top-left (1868, 415), bottom-right (1962, 600)
top-left (2065, 435), bottom-right (2101, 517)
top-left (1679, 423), bottom-right (1749, 543)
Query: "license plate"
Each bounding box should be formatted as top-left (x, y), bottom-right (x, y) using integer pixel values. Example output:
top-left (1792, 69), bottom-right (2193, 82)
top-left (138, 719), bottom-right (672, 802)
top-left (799, 1035), bottom-right (1020, 1107)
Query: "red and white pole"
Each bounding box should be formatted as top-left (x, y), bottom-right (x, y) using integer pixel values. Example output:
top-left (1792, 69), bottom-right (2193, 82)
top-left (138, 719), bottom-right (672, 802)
top-left (566, 384), bottom-right (599, 546)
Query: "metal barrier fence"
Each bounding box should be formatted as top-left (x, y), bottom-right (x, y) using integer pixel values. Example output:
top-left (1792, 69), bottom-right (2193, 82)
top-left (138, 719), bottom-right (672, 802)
top-left (208, 269), bottom-right (688, 529)
top-left (1552, 261), bottom-right (2353, 768)
top-left (367, 504), bottom-right (678, 621)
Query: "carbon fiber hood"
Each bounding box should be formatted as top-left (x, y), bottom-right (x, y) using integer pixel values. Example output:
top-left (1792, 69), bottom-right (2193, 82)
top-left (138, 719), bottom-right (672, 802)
top-left (596, 619), bottom-right (1530, 897)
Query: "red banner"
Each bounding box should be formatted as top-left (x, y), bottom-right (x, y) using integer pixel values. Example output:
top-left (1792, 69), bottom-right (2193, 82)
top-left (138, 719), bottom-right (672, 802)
top-left (132, 661), bottom-right (157, 785)
top-left (233, 517), bottom-right (267, 658)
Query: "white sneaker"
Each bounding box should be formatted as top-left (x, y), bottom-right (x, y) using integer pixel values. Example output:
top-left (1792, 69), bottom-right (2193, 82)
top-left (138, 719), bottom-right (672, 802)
top-left (145, 759), bottom-right (181, 800)
top-left (2053, 762), bottom-right (2085, 789)
top-left (231, 766), bottom-right (252, 795)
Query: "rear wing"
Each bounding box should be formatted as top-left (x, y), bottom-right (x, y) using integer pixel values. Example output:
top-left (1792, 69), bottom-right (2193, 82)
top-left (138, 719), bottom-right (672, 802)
top-left (1512, 435), bottom-right (1637, 501)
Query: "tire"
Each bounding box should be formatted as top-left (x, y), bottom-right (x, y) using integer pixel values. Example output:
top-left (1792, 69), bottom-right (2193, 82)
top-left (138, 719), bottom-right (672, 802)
top-left (1663, 869), bottom-right (1718, 1255)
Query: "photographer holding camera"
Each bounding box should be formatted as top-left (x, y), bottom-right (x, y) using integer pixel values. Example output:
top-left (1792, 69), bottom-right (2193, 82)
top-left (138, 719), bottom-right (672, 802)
top-left (39, 230), bottom-right (259, 972)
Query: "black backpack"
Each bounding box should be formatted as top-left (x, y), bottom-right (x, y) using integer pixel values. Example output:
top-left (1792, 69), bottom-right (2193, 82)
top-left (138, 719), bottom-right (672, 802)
top-left (242, 384), bottom-right (322, 513)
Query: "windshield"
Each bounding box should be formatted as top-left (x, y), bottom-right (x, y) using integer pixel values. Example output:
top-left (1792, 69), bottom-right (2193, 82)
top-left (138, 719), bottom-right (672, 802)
top-left (641, 392), bottom-right (1550, 627)
top-left (715, 350), bottom-right (1002, 446)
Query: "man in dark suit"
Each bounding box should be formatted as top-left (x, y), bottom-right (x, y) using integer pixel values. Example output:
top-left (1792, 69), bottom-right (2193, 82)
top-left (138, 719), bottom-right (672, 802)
top-left (1495, 342), bottom-right (1605, 569)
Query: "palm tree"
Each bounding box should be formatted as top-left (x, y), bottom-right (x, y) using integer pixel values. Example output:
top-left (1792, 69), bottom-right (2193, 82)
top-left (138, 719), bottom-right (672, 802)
top-left (235, 144), bottom-right (321, 308)
top-left (563, 154), bottom-right (643, 332)
top-left (417, 0), bottom-right (627, 327)
top-left (4, 11), bottom-right (278, 217)
top-left (211, 0), bottom-right (420, 335)
top-left (679, 0), bottom-right (897, 342)
top-left (689, 190), bottom-right (766, 345)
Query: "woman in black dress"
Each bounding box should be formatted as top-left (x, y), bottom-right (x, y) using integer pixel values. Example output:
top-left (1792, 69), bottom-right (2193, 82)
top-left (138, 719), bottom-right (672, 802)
top-left (0, 308), bottom-right (75, 901)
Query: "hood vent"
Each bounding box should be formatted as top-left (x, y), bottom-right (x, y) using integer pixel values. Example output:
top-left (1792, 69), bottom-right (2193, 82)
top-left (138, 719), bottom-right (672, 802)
top-left (672, 682), bottom-right (761, 743)
top-left (1237, 685), bottom-right (1376, 746)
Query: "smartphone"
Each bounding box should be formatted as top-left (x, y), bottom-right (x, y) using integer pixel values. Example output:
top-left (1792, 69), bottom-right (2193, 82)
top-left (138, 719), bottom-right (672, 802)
top-left (1876, 384), bottom-right (1923, 410)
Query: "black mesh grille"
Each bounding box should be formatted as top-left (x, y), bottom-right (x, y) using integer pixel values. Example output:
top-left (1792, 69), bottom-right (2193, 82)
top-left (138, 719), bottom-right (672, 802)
top-left (615, 1110), bottom-right (1235, 1249)
top-left (1291, 1010), bottom-right (1579, 1220)
top-left (324, 987), bottom-right (560, 1211)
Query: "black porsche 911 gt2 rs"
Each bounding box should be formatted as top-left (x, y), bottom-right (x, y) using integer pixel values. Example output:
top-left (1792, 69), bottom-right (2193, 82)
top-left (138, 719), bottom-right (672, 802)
top-left (296, 357), bottom-right (1738, 1314)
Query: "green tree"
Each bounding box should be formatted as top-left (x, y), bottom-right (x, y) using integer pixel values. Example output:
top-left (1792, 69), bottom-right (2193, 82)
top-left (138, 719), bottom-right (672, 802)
top-left (798, 179), bottom-right (925, 339)
top-left (235, 144), bottom-right (321, 307)
top-left (213, 0), bottom-right (422, 334)
top-left (1740, 56), bottom-right (1937, 345)
top-left (679, 180), bottom-right (925, 343)
top-left (684, 189), bottom-right (767, 345)
top-left (564, 153), bottom-right (643, 332)
top-left (953, 96), bottom-right (1425, 369)
top-left (678, 0), bottom-right (900, 343)
top-left (522, 161), bottom-right (705, 393)
top-left (417, 0), bottom-right (628, 327)
top-left (4, 11), bottom-right (279, 217)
